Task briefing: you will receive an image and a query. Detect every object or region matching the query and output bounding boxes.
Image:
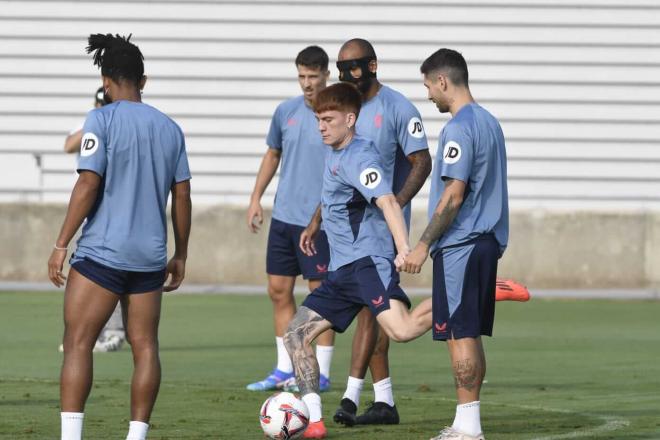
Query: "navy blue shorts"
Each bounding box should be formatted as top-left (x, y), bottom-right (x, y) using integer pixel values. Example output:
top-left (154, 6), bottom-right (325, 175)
top-left (432, 234), bottom-right (499, 341)
top-left (302, 256), bottom-right (411, 333)
top-left (72, 256), bottom-right (166, 295)
top-left (266, 218), bottom-right (330, 280)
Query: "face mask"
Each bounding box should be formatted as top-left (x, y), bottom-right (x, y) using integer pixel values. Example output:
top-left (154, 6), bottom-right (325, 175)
top-left (336, 56), bottom-right (376, 84)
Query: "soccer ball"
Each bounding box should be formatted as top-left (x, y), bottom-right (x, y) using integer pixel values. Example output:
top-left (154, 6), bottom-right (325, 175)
top-left (259, 392), bottom-right (309, 439)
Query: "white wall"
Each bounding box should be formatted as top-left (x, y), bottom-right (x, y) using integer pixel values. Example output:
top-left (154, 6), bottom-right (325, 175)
top-left (1, 0), bottom-right (659, 210)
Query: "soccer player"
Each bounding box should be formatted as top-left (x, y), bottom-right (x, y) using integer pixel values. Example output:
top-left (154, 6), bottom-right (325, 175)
top-left (246, 46), bottom-right (336, 392)
top-left (402, 49), bottom-right (509, 440)
top-left (333, 38), bottom-right (432, 426)
top-left (284, 82), bottom-right (432, 439)
top-left (47, 34), bottom-right (191, 440)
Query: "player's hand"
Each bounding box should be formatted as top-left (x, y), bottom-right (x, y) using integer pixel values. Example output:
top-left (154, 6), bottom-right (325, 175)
top-left (247, 200), bottom-right (263, 233)
top-left (164, 256), bottom-right (186, 292)
top-left (394, 246), bottom-right (411, 272)
top-left (402, 243), bottom-right (429, 274)
top-left (47, 248), bottom-right (68, 288)
top-left (299, 222), bottom-right (320, 256)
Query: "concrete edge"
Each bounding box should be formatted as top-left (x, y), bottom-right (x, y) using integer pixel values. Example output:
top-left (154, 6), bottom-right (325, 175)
top-left (1, 282), bottom-right (659, 300)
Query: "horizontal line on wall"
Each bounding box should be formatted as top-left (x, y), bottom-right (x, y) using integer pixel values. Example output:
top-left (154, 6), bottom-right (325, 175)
top-left (1, 53), bottom-right (659, 69)
top-left (1, 16), bottom-right (658, 30)
top-left (2, 91), bottom-right (659, 107)
top-left (1, 34), bottom-right (657, 50)
top-left (7, 0), bottom-right (660, 11)
top-left (0, 73), bottom-right (658, 88)
top-left (1, 110), bottom-right (658, 126)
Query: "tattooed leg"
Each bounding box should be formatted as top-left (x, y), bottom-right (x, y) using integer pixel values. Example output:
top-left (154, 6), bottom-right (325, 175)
top-left (446, 337), bottom-right (486, 404)
top-left (283, 306), bottom-right (333, 396)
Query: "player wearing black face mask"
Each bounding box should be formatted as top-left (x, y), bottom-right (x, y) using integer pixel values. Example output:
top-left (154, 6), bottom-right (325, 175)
top-left (333, 38), bottom-right (433, 428)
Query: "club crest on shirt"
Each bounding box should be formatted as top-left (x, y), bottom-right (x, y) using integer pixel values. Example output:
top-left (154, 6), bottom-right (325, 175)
top-left (80, 132), bottom-right (100, 157)
top-left (443, 141), bottom-right (462, 164)
top-left (407, 117), bottom-right (425, 138)
top-left (360, 167), bottom-right (381, 189)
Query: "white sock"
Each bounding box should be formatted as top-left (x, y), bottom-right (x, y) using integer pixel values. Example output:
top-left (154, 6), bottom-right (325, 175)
top-left (452, 401), bottom-right (482, 436)
top-left (61, 412), bottom-right (84, 440)
top-left (276, 336), bottom-right (293, 373)
top-left (315, 345), bottom-right (334, 379)
top-left (126, 420), bottom-right (149, 440)
top-left (302, 393), bottom-right (323, 422)
top-left (342, 376), bottom-right (364, 407)
top-left (373, 377), bottom-right (395, 407)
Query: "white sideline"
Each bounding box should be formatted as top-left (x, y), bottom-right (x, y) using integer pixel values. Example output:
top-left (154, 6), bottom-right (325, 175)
top-left (1, 281), bottom-right (659, 300)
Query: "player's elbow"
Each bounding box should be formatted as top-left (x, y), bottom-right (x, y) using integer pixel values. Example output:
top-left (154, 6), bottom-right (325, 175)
top-left (375, 193), bottom-right (397, 211)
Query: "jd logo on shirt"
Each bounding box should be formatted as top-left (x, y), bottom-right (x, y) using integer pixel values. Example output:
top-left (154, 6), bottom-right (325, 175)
top-left (407, 117), bottom-right (425, 139)
top-left (360, 168), bottom-right (382, 189)
top-left (443, 141), bottom-right (462, 164)
top-left (80, 132), bottom-right (100, 157)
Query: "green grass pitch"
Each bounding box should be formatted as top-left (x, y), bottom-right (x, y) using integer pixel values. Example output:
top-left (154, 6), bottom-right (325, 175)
top-left (1, 292), bottom-right (659, 439)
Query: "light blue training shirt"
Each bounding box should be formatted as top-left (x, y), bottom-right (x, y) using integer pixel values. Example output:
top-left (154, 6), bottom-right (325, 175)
top-left (266, 95), bottom-right (328, 227)
top-left (321, 135), bottom-right (394, 271)
top-left (73, 100), bottom-right (191, 271)
top-left (428, 103), bottom-right (509, 257)
top-left (356, 85), bottom-right (429, 223)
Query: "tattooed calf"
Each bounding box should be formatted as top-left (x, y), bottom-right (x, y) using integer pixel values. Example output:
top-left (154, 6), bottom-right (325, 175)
top-left (283, 306), bottom-right (328, 396)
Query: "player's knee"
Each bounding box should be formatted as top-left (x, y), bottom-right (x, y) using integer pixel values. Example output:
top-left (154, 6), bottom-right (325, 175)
top-left (127, 333), bottom-right (158, 353)
top-left (268, 284), bottom-right (294, 304)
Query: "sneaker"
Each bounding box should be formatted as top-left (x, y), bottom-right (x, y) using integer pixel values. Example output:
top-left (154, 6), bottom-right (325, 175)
top-left (303, 419), bottom-right (327, 439)
top-left (93, 334), bottom-right (124, 352)
top-left (282, 374), bottom-right (331, 393)
top-left (495, 278), bottom-right (530, 302)
top-left (332, 398), bottom-right (357, 427)
top-left (430, 427), bottom-right (485, 440)
top-left (355, 401), bottom-right (399, 425)
top-left (246, 368), bottom-right (294, 391)
top-left (58, 334), bottom-right (125, 353)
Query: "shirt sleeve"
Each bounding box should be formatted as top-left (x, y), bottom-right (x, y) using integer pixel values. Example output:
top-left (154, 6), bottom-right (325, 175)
top-left (174, 128), bottom-right (192, 183)
top-left (77, 110), bottom-right (107, 176)
top-left (265, 104), bottom-right (283, 150)
top-left (440, 123), bottom-right (473, 183)
top-left (394, 98), bottom-right (428, 156)
top-left (340, 145), bottom-right (393, 203)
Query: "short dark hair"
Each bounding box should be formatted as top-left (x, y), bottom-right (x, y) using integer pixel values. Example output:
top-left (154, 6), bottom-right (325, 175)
top-left (313, 82), bottom-right (362, 119)
top-left (295, 46), bottom-right (329, 71)
top-left (420, 48), bottom-right (469, 87)
top-left (340, 38), bottom-right (377, 60)
top-left (86, 33), bottom-right (144, 85)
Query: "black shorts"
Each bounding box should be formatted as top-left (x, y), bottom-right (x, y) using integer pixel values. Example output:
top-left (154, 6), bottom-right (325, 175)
top-left (72, 257), bottom-right (166, 295)
top-left (266, 218), bottom-right (330, 280)
top-left (302, 256), bottom-right (411, 333)
top-left (432, 234), bottom-right (499, 341)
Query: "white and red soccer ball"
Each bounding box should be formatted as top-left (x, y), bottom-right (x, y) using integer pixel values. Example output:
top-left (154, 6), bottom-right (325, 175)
top-left (259, 392), bottom-right (310, 439)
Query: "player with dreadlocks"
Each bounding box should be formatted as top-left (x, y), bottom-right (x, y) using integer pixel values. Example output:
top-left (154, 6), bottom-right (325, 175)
top-left (47, 34), bottom-right (192, 440)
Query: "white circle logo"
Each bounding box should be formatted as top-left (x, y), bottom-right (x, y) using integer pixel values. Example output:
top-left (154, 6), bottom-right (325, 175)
top-left (80, 132), bottom-right (100, 157)
top-left (407, 117), bottom-right (425, 139)
top-left (360, 168), bottom-right (382, 189)
top-left (443, 141), bottom-right (462, 164)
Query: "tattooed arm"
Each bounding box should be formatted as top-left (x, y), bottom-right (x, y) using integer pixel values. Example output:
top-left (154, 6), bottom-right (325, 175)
top-left (283, 306), bottom-right (333, 396)
top-left (402, 178), bottom-right (466, 274)
top-left (395, 149), bottom-right (432, 208)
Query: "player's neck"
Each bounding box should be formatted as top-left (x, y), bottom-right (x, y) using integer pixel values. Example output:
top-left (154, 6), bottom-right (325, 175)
top-left (332, 131), bottom-right (354, 151)
top-left (112, 88), bottom-right (142, 103)
top-left (362, 81), bottom-right (381, 102)
top-left (449, 91), bottom-right (475, 117)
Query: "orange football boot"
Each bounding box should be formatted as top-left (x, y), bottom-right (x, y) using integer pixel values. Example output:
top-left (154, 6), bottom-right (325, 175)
top-left (495, 278), bottom-right (531, 302)
top-left (303, 419), bottom-right (327, 439)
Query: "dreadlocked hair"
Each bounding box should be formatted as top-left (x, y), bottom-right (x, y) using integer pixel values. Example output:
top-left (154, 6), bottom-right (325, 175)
top-left (86, 33), bottom-right (144, 85)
